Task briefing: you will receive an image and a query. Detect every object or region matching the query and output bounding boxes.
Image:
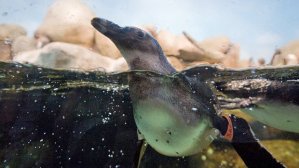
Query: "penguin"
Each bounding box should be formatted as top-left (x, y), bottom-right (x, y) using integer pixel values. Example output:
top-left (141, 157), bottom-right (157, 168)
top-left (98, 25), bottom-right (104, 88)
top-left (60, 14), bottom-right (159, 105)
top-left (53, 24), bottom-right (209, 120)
top-left (91, 17), bottom-right (285, 167)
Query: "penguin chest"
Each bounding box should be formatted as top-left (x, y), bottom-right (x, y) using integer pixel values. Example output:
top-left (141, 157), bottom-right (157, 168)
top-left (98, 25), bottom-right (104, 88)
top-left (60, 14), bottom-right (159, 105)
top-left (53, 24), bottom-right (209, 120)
top-left (133, 100), bottom-right (217, 156)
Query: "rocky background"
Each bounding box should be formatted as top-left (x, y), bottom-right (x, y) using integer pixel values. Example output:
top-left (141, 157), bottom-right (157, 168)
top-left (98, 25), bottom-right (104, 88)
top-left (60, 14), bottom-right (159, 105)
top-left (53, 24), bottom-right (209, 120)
top-left (1, 0), bottom-right (298, 73)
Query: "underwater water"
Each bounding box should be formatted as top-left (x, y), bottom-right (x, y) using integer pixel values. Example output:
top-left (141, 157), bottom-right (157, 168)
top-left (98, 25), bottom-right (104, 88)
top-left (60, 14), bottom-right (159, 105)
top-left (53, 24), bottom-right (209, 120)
top-left (0, 62), bottom-right (299, 168)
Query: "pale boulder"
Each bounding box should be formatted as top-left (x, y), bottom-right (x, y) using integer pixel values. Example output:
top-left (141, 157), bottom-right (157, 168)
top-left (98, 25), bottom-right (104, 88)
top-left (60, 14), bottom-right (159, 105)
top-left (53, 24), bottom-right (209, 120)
top-left (35, 0), bottom-right (121, 59)
top-left (271, 40), bottom-right (299, 66)
top-left (219, 43), bottom-right (240, 68)
top-left (155, 30), bottom-right (240, 64)
top-left (182, 61), bottom-right (211, 69)
top-left (0, 42), bottom-right (11, 61)
top-left (13, 42), bottom-right (128, 72)
top-left (138, 25), bottom-right (158, 37)
top-left (155, 30), bottom-right (201, 61)
top-left (257, 58), bottom-right (266, 66)
top-left (166, 56), bottom-right (184, 71)
top-left (199, 36), bottom-right (240, 66)
top-left (11, 36), bottom-right (37, 57)
top-left (94, 32), bottom-right (122, 59)
top-left (0, 24), bottom-right (27, 61)
top-left (236, 59), bottom-right (254, 68)
top-left (35, 0), bottom-right (95, 48)
top-left (284, 54), bottom-right (298, 65)
top-left (0, 24), bottom-right (27, 40)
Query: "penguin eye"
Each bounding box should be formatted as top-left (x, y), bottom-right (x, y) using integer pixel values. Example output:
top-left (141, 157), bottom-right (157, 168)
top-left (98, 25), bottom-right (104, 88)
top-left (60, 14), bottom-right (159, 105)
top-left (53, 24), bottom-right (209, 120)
top-left (136, 31), bottom-right (145, 38)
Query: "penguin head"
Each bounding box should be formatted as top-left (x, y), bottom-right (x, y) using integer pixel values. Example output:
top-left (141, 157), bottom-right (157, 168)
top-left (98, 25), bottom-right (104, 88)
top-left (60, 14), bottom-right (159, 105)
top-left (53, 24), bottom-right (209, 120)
top-left (92, 17), bottom-right (175, 74)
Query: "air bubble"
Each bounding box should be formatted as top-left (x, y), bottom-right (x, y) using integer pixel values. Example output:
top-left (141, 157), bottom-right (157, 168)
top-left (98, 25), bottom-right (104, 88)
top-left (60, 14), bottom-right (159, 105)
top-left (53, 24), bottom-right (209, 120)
top-left (192, 107), bottom-right (198, 111)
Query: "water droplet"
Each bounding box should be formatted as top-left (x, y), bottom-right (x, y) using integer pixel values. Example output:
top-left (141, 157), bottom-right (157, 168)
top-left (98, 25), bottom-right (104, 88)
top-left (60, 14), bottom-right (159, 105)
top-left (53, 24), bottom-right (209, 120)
top-left (192, 107), bottom-right (198, 111)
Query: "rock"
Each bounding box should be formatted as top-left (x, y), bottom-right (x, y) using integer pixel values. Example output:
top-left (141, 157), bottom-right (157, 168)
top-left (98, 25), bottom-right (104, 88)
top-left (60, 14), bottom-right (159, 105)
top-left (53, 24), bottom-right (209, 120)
top-left (199, 36), bottom-right (241, 67)
top-left (155, 30), bottom-right (201, 61)
top-left (94, 32), bottom-right (122, 59)
top-left (182, 60), bottom-right (211, 69)
top-left (0, 24), bottom-right (27, 40)
top-left (35, 0), bottom-right (95, 48)
top-left (0, 24), bottom-right (27, 61)
top-left (0, 41), bottom-right (11, 61)
top-left (199, 36), bottom-right (231, 55)
top-left (35, 0), bottom-right (121, 59)
top-left (236, 58), bottom-right (254, 68)
top-left (284, 54), bottom-right (298, 65)
top-left (11, 36), bottom-right (37, 57)
top-left (110, 57), bottom-right (129, 72)
top-left (138, 25), bottom-right (158, 37)
top-left (258, 58), bottom-right (266, 66)
top-left (13, 42), bottom-right (128, 72)
top-left (271, 40), bottom-right (299, 66)
top-left (166, 56), bottom-right (184, 71)
top-left (155, 30), bottom-right (240, 65)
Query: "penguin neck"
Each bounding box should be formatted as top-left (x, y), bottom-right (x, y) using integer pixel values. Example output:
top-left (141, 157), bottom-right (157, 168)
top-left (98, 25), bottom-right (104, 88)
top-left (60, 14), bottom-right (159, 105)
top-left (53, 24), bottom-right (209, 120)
top-left (130, 58), bottom-right (176, 75)
top-left (126, 50), bottom-right (177, 75)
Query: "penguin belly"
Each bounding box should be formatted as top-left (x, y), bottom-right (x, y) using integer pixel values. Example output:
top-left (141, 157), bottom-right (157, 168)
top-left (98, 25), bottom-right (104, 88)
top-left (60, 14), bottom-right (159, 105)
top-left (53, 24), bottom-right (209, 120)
top-left (134, 100), bottom-right (218, 156)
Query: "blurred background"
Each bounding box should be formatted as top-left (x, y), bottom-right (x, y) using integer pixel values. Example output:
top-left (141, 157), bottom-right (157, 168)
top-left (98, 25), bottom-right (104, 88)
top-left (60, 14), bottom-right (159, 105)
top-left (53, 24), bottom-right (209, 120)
top-left (1, 0), bottom-right (299, 63)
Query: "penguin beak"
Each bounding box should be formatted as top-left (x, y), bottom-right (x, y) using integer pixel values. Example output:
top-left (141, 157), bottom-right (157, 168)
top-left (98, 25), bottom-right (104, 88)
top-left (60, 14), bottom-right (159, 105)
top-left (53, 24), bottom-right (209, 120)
top-left (91, 17), bottom-right (122, 39)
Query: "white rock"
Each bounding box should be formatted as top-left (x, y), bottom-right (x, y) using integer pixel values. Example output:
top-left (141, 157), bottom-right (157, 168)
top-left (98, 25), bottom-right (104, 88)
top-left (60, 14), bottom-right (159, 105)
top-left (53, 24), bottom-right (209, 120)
top-left (13, 42), bottom-right (128, 72)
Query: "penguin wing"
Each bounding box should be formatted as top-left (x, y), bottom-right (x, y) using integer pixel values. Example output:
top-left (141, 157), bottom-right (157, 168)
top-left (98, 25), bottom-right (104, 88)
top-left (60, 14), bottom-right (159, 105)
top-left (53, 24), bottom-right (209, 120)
top-left (174, 73), bottom-right (220, 115)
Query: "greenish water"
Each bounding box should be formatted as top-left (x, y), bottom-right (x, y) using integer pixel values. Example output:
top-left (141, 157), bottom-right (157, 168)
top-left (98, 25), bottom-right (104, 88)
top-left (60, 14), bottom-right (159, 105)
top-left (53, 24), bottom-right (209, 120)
top-left (1, 62), bottom-right (299, 167)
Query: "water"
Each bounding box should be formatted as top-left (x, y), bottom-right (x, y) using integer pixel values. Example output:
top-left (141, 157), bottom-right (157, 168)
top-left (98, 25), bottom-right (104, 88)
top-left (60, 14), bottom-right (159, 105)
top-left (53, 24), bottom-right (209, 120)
top-left (1, 62), bottom-right (299, 167)
top-left (0, 62), bottom-right (137, 167)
